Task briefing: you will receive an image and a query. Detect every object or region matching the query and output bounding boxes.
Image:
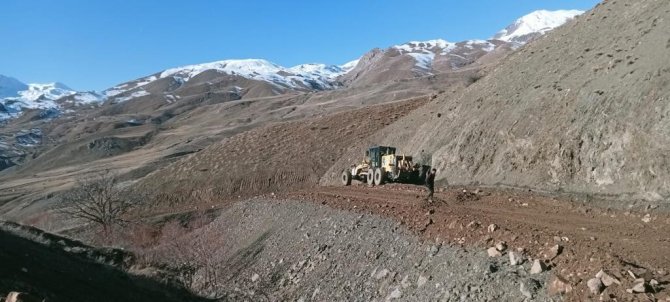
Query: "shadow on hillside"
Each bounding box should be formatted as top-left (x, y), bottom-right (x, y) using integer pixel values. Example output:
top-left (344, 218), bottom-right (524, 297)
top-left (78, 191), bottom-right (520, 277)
top-left (0, 226), bottom-right (213, 302)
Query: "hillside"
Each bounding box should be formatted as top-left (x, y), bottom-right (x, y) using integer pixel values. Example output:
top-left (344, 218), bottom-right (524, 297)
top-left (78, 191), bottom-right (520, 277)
top-left (325, 0), bottom-right (670, 204)
top-left (0, 221), bottom-right (207, 302)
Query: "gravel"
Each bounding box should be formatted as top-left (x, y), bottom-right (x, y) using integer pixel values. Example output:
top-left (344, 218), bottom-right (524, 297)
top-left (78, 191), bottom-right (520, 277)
top-left (162, 198), bottom-right (551, 301)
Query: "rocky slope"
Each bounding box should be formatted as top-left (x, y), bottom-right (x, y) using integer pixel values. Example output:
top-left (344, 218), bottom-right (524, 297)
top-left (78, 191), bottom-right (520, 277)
top-left (142, 198), bottom-right (554, 301)
top-left (327, 0), bottom-right (669, 203)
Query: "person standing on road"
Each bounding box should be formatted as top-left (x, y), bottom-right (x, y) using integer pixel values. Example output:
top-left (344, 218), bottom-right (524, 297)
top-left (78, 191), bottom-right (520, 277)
top-left (425, 168), bottom-right (437, 202)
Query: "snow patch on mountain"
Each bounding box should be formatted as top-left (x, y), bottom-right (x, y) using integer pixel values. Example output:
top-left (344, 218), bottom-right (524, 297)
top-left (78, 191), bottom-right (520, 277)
top-left (18, 83), bottom-right (76, 102)
top-left (70, 92), bottom-right (106, 105)
top-left (407, 53), bottom-right (435, 71)
top-left (103, 75), bottom-right (158, 98)
top-left (394, 39), bottom-right (456, 54)
top-left (113, 90), bottom-right (150, 103)
top-left (287, 63), bottom-right (349, 82)
top-left (464, 40), bottom-right (496, 52)
top-left (340, 59), bottom-right (360, 73)
top-left (493, 10), bottom-right (584, 43)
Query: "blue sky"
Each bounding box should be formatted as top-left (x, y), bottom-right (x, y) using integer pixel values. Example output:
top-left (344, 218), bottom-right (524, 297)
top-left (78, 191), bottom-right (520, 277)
top-left (1, 0), bottom-right (599, 91)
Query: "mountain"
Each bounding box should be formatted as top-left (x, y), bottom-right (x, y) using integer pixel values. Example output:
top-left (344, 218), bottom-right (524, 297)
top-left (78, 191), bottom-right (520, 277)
top-left (102, 59), bottom-right (359, 103)
top-left (0, 9), bottom-right (580, 122)
top-left (492, 9), bottom-right (584, 44)
top-left (325, 0), bottom-right (668, 202)
top-left (98, 9), bottom-right (580, 106)
top-left (0, 77), bottom-right (104, 121)
top-left (341, 10), bottom-right (583, 87)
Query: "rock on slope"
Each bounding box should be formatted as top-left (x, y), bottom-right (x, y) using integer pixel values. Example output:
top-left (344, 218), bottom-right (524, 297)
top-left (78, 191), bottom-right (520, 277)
top-left (359, 0), bottom-right (670, 202)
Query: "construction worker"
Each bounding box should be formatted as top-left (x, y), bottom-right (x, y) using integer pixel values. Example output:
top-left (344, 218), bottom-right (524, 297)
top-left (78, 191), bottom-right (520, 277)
top-left (425, 168), bottom-right (436, 202)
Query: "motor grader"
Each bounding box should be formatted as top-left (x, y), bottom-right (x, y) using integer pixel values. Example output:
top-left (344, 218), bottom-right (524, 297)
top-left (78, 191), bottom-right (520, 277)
top-left (341, 146), bottom-right (429, 186)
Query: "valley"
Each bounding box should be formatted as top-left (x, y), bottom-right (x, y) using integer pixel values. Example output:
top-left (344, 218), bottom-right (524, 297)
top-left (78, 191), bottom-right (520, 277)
top-left (1, 2), bottom-right (669, 301)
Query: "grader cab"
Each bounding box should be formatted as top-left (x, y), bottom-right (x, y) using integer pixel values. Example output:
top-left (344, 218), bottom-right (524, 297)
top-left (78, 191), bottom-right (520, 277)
top-left (341, 146), bottom-right (429, 186)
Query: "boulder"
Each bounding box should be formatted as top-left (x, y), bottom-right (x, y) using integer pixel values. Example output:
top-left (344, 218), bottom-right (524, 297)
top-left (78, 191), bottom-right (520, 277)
top-left (495, 241), bottom-right (507, 252)
top-left (596, 270), bottom-right (620, 286)
top-left (632, 278), bottom-right (647, 293)
top-left (487, 247), bottom-right (502, 257)
top-left (587, 278), bottom-right (604, 294)
top-left (547, 245), bottom-right (562, 259)
top-left (547, 275), bottom-right (573, 296)
top-left (530, 259), bottom-right (546, 274)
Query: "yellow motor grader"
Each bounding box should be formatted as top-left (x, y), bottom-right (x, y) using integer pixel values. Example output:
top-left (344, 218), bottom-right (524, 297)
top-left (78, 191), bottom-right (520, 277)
top-left (341, 146), bottom-right (429, 186)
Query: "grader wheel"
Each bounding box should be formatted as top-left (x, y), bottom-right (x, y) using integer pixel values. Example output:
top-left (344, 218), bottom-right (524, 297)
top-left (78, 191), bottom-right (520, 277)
top-left (341, 170), bottom-right (352, 186)
top-left (367, 169), bottom-right (375, 186)
top-left (374, 167), bottom-right (386, 185)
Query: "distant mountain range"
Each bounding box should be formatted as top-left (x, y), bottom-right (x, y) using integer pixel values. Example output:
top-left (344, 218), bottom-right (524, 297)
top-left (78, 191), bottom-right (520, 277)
top-left (0, 75), bottom-right (104, 121)
top-left (0, 9), bottom-right (583, 122)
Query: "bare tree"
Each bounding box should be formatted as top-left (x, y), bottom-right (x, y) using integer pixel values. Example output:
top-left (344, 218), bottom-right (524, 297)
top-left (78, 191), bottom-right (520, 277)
top-left (61, 171), bottom-right (138, 236)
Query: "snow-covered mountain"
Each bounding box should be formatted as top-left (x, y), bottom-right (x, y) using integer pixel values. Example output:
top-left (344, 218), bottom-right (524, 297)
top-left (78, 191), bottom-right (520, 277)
top-left (0, 76), bottom-right (104, 121)
top-left (394, 9), bottom-right (583, 70)
top-left (104, 59), bottom-right (360, 99)
top-left (100, 9), bottom-right (583, 103)
top-left (342, 9), bottom-right (583, 86)
top-left (17, 82), bottom-right (75, 103)
top-left (492, 10), bottom-right (584, 44)
top-left (1, 9), bottom-right (584, 121)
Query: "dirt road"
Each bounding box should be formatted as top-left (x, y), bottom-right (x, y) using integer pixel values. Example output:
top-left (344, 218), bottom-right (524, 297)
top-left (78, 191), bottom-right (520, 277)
top-left (285, 184), bottom-right (670, 300)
